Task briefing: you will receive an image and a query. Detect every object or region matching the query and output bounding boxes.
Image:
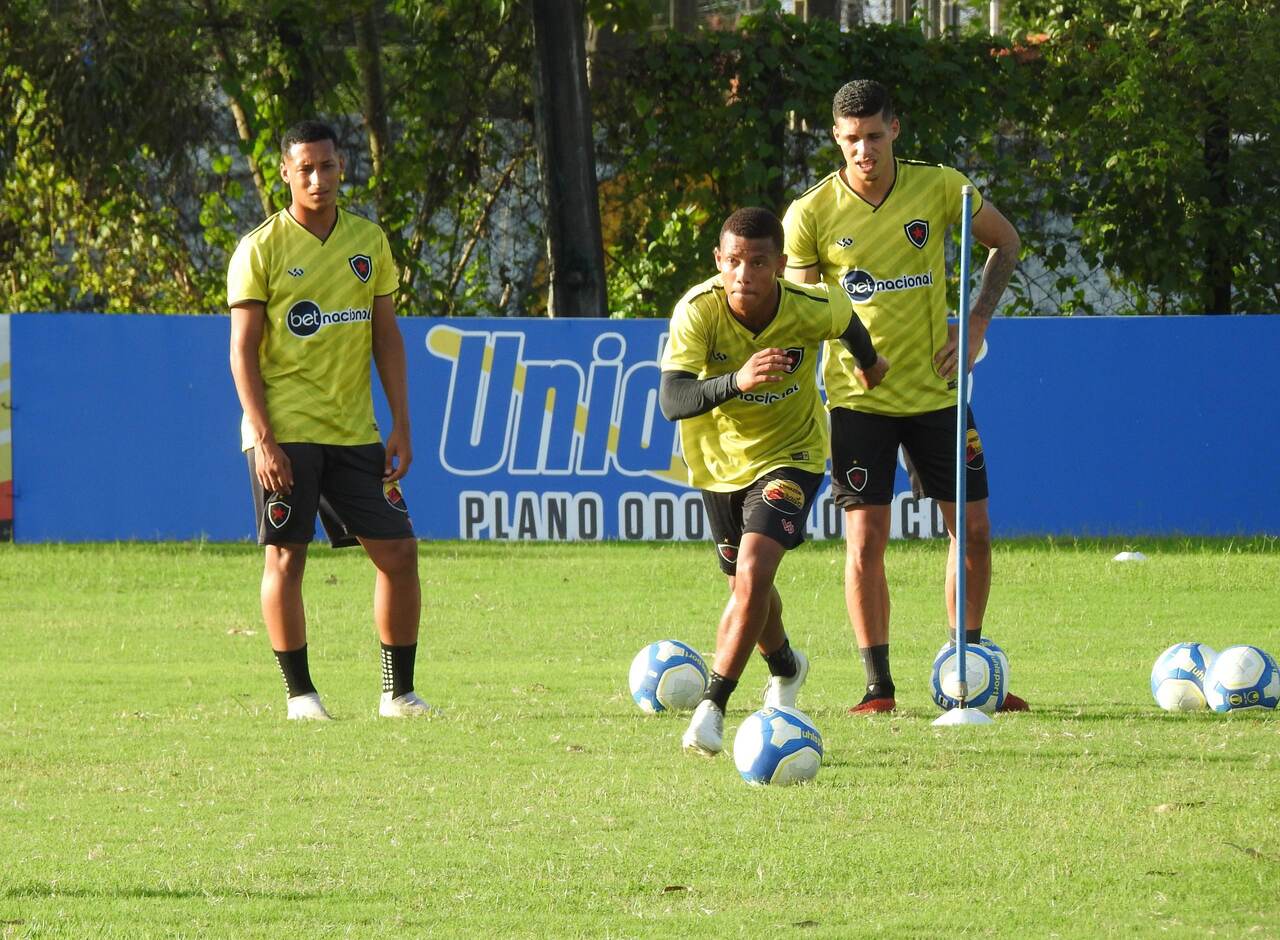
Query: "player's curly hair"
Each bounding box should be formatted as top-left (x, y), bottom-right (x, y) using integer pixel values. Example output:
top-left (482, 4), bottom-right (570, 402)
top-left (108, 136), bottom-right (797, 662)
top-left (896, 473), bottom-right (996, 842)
top-left (832, 80), bottom-right (894, 123)
top-left (719, 207), bottom-right (784, 253)
top-left (281, 120), bottom-right (339, 155)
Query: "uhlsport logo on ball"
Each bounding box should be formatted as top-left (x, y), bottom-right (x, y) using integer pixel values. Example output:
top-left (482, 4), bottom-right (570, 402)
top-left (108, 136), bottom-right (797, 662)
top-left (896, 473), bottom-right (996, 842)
top-left (1150, 642), bottom-right (1217, 712)
top-left (1203, 645), bottom-right (1280, 713)
top-left (931, 643), bottom-right (1006, 715)
top-left (628, 640), bottom-right (707, 714)
top-left (733, 706), bottom-right (823, 786)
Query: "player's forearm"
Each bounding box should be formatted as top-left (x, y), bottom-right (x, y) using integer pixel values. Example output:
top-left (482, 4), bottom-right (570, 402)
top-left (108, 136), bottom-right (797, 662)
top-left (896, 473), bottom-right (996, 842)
top-left (836, 313), bottom-right (878, 370)
top-left (372, 322), bottom-right (412, 430)
top-left (659, 370), bottom-right (739, 420)
top-left (970, 240), bottom-right (1020, 322)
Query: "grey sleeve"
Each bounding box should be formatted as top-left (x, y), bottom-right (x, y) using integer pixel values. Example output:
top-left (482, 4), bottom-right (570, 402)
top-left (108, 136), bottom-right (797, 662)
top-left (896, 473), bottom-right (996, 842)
top-left (659, 370), bottom-right (740, 421)
top-left (837, 312), bottom-right (878, 370)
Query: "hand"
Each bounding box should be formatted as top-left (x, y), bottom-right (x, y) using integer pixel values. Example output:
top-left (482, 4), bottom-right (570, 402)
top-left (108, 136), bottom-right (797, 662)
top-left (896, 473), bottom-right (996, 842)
top-left (384, 425), bottom-right (413, 482)
top-left (735, 347), bottom-right (794, 392)
top-left (255, 439), bottom-right (293, 495)
top-left (855, 353), bottom-right (891, 390)
top-left (934, 320), bottom-right (988, 379)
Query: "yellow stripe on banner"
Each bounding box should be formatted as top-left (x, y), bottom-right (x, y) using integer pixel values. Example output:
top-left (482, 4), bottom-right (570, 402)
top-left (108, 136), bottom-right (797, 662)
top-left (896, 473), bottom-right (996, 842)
top-left (426, 325), bottom-right (463, 359)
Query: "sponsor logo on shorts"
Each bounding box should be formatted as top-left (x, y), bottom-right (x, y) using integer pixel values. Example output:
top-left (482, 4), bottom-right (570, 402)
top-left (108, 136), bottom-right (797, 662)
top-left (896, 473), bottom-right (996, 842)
top-left (965, 428), bottom-right (985, 470)
top-left (384, 482), bottom-right (408, 512)
top-left (781, 518), bottom-right (796, 535)
top-left (904, 219), bottom-right (930, 249)
top-left (762, 478), bottom-right (805, 515)
top-left (782, 346), bottom-right (804, 374)
top-left (266, 499), bottom-right (291, 529)
top-left (286, 300), bottom-right (373, 338)
top-left (840, 268), bottom-right (933, 304)
top-left (846, 465), bottom-right (868, 493)
top-left (349, 254), bottom-right (372, 282)
top-left (716, 542), bottom-right (738, 565)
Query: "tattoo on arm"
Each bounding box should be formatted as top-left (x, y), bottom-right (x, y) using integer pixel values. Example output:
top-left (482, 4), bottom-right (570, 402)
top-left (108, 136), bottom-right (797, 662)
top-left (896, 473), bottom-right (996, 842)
top-left (970, 247), bottom-right (1018, 321)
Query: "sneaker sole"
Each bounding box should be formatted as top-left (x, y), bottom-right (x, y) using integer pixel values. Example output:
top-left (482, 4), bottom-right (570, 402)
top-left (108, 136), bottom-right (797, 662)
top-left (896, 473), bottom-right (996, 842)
top-left (682, 740), bottom-right (722, 757)
top-left (847, 699), bottom-right (896, 715)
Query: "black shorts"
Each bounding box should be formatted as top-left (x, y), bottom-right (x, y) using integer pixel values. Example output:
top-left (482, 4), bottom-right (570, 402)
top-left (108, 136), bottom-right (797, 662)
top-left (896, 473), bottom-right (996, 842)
top-left (829, 406), bottom-right (989, 508)
top-left (247, 442), bottom-right (415, 547)
top-left (702, 468), bottom-right (824, 576)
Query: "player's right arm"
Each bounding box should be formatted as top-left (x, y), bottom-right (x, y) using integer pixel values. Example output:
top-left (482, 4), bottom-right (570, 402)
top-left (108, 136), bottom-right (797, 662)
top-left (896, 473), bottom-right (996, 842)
top-left (781, 199), bottom-right (822, 285)
top-left (229, 301), bottom-right (293, 494)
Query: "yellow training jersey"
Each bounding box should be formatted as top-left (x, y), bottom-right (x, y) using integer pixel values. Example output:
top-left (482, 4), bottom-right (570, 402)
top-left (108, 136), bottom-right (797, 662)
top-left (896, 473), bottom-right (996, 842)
top-left (782, 159), bottom-right (981, 416)
top-left (228, 208), bottom-right (398, 450)
top-left (662, 274), bottom-right (853, 492)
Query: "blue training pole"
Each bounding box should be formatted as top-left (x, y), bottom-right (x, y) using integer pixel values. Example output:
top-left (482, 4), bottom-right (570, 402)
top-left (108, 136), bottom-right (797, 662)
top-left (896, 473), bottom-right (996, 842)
top-left (954, 185), bottom-right (974, 706)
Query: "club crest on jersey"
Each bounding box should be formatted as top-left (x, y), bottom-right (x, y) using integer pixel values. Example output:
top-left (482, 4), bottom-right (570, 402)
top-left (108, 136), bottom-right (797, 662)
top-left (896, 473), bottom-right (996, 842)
top-left (846, 466), bottom-right (868, 493)
top-left (904, 219), bottom-right (929, 249)
top-left (349, 254), bottom-right (372, 282)
top-left (965, 428), bottom-right (985, 470)
top-left (782, 346), bottom-right (804, 373)
top-left (717, 542), bottom-right (739, 566)
top-left (266, 499), bottom-right (291, 529)
top-left (762, 478), bottom-right (805, 515)
top-left (383, 482), bottom-right (408, 512)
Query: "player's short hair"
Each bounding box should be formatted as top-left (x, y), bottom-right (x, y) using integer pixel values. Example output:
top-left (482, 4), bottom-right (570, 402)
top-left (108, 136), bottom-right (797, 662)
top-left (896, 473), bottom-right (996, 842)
top-left (832, 80), bottom-right (894, 122)
top-left (281, 120), bottom-right (339, 156)
top-left (719, 207), bottom-right (785, 253)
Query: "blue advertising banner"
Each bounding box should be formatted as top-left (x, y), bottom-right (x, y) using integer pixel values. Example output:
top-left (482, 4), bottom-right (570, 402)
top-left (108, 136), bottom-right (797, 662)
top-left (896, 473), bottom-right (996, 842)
top-left (6, 313), bottom-right (1279, 542)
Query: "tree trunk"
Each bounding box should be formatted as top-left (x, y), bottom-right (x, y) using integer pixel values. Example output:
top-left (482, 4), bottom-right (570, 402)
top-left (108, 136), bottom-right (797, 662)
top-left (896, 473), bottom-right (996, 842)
top-left (530, 0), bottom-right (609, 317)
top-left (670, 0), bottom-right (698, 32)
top-left (353, 1), bottom-right (390, 217)
top-left (1202, 107), bottom-right (1231, 314)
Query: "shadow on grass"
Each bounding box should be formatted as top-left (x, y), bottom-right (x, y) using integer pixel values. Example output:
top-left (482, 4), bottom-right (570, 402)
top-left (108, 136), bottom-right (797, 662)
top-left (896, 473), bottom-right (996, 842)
top-left (2, 883), bottom-right (329, 902)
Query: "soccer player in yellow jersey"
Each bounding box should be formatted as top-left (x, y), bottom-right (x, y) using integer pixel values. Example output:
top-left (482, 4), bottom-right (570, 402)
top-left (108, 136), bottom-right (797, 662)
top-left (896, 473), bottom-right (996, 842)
top-left (660, 208), bottom-right (888, 755)
top-left (228, 120), bottom-right (432, 721)
top-left (782, 80), bottom-right (1028, 715)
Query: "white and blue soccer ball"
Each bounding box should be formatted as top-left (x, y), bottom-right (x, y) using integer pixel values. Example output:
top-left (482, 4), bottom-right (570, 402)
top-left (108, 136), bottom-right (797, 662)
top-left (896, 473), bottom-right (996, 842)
top-left (937, 636), bottom-right (1010, 690)
top-left (1150, 642), bottom-right (1217, 712)
top-left (732, 706), bottom-right (823, 786)
top-left (1203, 645), bottom-right (1280, 713)
top-left (931, 643), bottom-right (1006, 715)
top-left (628, 640), bottom-right (708, 714)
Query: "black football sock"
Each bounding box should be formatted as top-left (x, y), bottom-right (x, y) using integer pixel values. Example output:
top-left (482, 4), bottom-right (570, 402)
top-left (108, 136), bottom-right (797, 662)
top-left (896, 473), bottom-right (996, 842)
top-left (380, 642), bottom-right (417, 698)
top-left (274, 645), bottom-right (317, 698)
top-left (859, 644), bottom-right (894, 698)
top-left (948, 628), bottom-right (983, 645)
top-left (704, 671), bottom-right (738, 712)
top-left (762, 638), bottom-right (798, 678)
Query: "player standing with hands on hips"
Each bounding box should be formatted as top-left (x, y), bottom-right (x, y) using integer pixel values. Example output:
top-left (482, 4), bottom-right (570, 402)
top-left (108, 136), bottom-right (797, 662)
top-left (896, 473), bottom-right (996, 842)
top-left (782, 80), bottom-right (1028, 714)
top-left (228, 120), bottom-right (433, 720)
top-left (660, 208), bottom-right (889, 755)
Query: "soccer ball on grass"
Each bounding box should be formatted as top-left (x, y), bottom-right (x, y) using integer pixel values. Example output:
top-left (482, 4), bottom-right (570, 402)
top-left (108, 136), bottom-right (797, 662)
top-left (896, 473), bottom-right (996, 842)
top-left (628, 640), bottom-right (707, 714)
top-left (931, 643), bottom-right (1006, 715)
top-left (1203, 645), bottom-right (1279, 713)
top-left (1149, 642), bottom-right (1217, 712)
top-left (732, 706), bottom-right (823, 786)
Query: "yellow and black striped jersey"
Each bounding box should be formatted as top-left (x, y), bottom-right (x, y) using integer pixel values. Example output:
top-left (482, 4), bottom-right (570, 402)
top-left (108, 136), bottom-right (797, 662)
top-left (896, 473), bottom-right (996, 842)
top-left (783, 159), bottom-right (981, 415)
top-left (228, 208), bottom-right (398, 450)
top-left (662, 274), bottom-right (853, 491)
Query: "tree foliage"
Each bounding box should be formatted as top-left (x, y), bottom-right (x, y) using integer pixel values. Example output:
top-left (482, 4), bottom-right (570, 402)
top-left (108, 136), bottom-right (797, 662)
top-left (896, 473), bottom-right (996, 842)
top-left (1, 0), bottom-right (1275, 315)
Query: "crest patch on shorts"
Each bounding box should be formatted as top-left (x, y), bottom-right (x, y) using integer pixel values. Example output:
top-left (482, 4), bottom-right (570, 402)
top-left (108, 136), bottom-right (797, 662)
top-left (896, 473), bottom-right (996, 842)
top-left (266, 499), bottom-right (291, 529)
top-left (762, 478), bottom-right (805, 515)
top-left (846, 466), bottom-right (869, 493)
top-left (716, 542), bottom-right (739, 565)
top-left (384, 482), bottom-right (409, 512)
top-left (965, 429), bottom-right (985, 470)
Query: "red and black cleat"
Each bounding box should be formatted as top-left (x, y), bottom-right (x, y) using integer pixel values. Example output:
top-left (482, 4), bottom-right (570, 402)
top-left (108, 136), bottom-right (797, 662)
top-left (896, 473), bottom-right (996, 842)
top-left (848, 693), bottom-right (896, 715)
top-left (998, 692), bottom-right (1030, 712)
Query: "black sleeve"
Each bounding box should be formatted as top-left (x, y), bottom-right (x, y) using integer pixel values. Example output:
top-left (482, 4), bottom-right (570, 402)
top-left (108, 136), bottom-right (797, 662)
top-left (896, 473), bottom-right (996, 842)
top-left (659, 370), bottom-right (740, 421)
top-left (836, 311), bottom-right (878, 370)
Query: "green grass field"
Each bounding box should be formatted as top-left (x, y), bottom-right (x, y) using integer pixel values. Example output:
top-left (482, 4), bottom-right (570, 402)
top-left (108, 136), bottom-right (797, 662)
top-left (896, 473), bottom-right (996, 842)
top-left (1, 538), bottom-right (1278, 938)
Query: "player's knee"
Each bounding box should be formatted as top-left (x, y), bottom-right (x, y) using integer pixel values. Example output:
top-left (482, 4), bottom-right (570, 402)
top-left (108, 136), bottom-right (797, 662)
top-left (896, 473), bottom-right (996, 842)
top-left (370, 538), bottom-right (420, 579)
top-left (264, 544), bottom-right (307, 581)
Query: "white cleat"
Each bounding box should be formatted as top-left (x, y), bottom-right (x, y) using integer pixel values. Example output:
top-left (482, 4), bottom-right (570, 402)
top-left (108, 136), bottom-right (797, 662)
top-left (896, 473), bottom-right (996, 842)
top-left (286, 692), bottom-right (331, 721)
top-left (682, 700), bottom-right (724, 756)
top-left (379, 690), bottom-right (439, 718)
top-left (763, 649), bottom-right (809, 709)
